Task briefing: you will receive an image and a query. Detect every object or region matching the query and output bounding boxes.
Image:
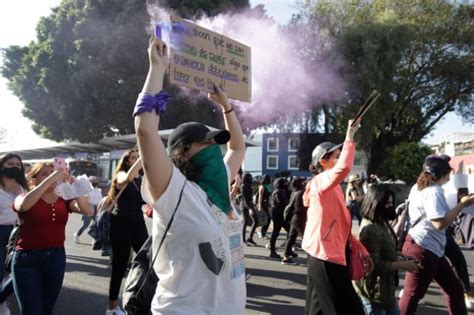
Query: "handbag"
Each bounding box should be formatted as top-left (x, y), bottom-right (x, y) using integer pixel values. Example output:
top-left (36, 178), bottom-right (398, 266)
top-left (123, 181), bottom-right (186, 315)
top-left (348, 236), bottom-right (369, 281)
top-left (4, 224), bottom-right (21, 273)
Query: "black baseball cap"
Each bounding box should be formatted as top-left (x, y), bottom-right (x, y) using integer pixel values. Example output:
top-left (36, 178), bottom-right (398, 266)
top-left (423, 154), bottom-right (452, 179)
top-left (311, 142), bottom-right (343, 165)
top-left (166, 122), bottom-right (230, 154)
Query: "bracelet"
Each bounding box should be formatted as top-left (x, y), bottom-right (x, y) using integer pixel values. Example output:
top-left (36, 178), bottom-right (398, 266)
top-left (133, 91), bottom-right (171, 117)
top-left (223, 107), bottom-right (234, 114)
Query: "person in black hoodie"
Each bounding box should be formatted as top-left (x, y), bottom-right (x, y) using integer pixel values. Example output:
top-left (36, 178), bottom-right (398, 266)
top-left (241, 173), bottom-right (256, 245)
top-left (268, 177), bottom-right (291, 258)
top-left (282, 177), bottom-right (307, 264)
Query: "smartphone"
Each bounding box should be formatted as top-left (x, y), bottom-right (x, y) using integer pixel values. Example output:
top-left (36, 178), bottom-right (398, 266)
top-left (53, 157), bottom-right (67, 174)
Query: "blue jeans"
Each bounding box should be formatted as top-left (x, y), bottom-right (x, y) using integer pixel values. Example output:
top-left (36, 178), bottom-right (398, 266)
top-left (12, 247), bottom-right (66, 315)
top-left (76, 214), bottom-right (92, 236)
top-left (361, 296), bottom-right (400, 315)
top-left (0, 225), bottom-right (14, 302)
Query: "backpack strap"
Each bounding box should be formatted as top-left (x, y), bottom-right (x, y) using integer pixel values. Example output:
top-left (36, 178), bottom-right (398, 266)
top-left (134, 180), bottom-right (186, 297)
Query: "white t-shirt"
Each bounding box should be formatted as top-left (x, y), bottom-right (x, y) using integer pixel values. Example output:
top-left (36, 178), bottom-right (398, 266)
top-left (141, 165), bottom-right (246, 315)
top-left (408, 184), bottom-right (449, 257)
top-left (0, 188), bottom-right (19, 225)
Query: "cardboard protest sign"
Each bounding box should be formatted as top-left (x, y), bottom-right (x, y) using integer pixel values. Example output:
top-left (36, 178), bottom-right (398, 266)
top-left (163, 15), bottom-right (252, 102)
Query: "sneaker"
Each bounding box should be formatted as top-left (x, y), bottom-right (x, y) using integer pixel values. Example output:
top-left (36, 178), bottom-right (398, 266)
top-left (281, 257), bottom-right (297, 265)
top-left (269, 252), bottom-right (281, 259)
top-left (257, 231), bottom-right (263, 239)
top-left (265, 243), bottom-right (270, 249)
top-left (288, 251), bottom-right (299, 258)
top-left (246, 238), bottom-right (257, 246)
top-left (0, 302), bottom-right (10, 315)
top-left (105, 307), bottom-right (125, 315)
top-left (465, 292), bottom-right (474, 309)
top-left (292, 244), bottom-right (303, 251)
top-left (73, 233), bottom-right (80, 244)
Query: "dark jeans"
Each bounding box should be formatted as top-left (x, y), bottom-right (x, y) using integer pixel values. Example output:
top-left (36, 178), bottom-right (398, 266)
top-left (12, 247), bottom-right (66, 315)
top-left (76, 215), bottom-right (93, 236)
top-left (400, 235), bottom-right (466, 315)
top-left (0, 225), bottom-right (14, 303)
top-left (284, 213), bottom-right (306, 257)
top-left (445, 226), bottom-right (471, 292)
top-left (109, 226), bottom-right (148, 300)
top-left (260, 208), bottom-right (271, 237)
top-left (269, 208), bottom-right (289, 252)
top-left (305, 250), bottom-right (364, 315)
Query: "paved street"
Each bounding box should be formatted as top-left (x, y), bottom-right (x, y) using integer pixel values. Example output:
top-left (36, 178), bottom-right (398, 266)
top-left (4, 214), bottom-right (474, 314)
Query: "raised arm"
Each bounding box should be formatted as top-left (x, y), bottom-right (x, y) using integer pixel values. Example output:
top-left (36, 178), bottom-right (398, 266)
top-left (116, 158), bottom-right (142, 189)
top-left (317, 119), bottom-right (360, 192)
top-left (209, 86), bottom-right (245, 180)
top-left (69, 196), bottom-right (93, 216)
top-left (134, 37), bottom-right (173, 202)
top-left (15, 170), bottom-right (66, 212)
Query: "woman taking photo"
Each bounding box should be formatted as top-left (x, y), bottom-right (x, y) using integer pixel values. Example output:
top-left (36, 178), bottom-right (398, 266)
top-left (0, 153), bottom-right (29, 313)
top-left (105, 149), bottom-right (148, 315)
top-left (399, 154), bottom-right (474, 315)
top-left (13, 162), bottom-right (91, 315)
top-left (355, 184), bottom-right (421, 315)
top-left (133, 37), bottom-right (246, 313)
top-left (303, 120), bottom-right (373, 315)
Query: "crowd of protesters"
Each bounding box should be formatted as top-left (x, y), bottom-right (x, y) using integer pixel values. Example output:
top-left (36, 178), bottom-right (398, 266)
top-left (0, 35), bottom-right (473, 315)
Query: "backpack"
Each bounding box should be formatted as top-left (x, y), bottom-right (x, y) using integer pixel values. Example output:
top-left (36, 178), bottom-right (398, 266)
top-left (389, 201), bottom-right (410, 251)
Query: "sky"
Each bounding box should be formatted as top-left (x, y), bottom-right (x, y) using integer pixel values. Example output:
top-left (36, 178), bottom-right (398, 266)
top-left (0, 0), bottom-right (472, 151)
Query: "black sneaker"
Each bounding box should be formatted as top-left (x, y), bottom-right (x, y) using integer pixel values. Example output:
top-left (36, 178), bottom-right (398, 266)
top-left (288, 251), bottom-right (299, 258)
top-left (281, 257), bottom-right (297, 265)
top-left (246, 238), bottom-right (257, 246)
top-left (269, 252), bottom-right (282, 259)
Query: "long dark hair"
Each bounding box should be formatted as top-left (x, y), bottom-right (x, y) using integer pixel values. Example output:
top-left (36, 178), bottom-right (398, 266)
top-left (106, 149), bottom-right (137, 203)
top-left (169, 144), bottom-right (199, 182)
top-left (416, 154), bottom-right (452, 191)
top-left (360, 184), bottom-right (395, 224)
top-left (242, 173), bottom-right (253, 187)
top-left (261, 174), bottom-right (271, 185)
top-left (0, 153), bottom-right (29, 191)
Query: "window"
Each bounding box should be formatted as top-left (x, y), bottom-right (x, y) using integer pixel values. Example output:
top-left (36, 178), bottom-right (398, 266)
top-left (267, 137), bottom-right (279, 152)
top-left (288, 138), bottom-right (300, 152)
top-left (267, 155), bottom-right (278, 170)
top-left (288, 156), bottom-right (299, 170)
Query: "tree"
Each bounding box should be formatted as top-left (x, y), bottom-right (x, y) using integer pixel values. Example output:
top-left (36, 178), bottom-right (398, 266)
top-left (384, 142), bottom-right (432, 185)
top-left (1, 0), bottom-right (249, 142)
top-left (292, 0), bottom-right (473, 176)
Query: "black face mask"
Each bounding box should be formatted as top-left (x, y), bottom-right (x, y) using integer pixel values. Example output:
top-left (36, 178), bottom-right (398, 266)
top-left (2, 167), bottom-right (23, 181)
top-left (382, 206), bottom-right (397, 221)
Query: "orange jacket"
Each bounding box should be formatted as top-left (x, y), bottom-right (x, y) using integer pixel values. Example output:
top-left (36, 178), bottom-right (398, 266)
top-left (302, 141), bottom-right (366, 266)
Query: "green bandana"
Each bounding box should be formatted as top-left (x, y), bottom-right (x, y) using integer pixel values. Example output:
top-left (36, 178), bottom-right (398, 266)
top-left (190, 144), bottom-right (231, 214)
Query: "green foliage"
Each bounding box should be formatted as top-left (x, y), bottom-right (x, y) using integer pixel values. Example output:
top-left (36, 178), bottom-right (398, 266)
top-left (384, 142), bottom-right (432, 184)
top-left (1, 0), bottom-right (249, 142)
top-left (292, 0), bottom-right (473, 175)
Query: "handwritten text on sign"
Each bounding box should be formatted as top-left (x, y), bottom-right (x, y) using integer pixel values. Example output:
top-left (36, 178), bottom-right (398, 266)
top-left (168, 15), bottom-right (252, 103)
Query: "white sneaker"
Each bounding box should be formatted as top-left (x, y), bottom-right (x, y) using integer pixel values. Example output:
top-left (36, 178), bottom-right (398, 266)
top-left (0, 302), bottom-right (10, 315)
top-left (73, 233), bottom-right (80, 244)
top-left (465, 292), bottom-right (474, 309)
top-left (105, 307), bottom-right (125, 315)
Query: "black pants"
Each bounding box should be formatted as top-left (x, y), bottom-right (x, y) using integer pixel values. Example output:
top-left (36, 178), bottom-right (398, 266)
top-left (242, 207), bottom-right (254, 241)
top-left (305, 250), bottom-right (364, 315)
top-left (269, 208), bottom-right (290, 252)
top-left (445, 226), bottom-right (471, 292)
top-left (260, 208), bottom-right (271, 237)
top-left (284, 213), bottom-right (306, 257)
top-left (109, 229), bottom-right (148, 301)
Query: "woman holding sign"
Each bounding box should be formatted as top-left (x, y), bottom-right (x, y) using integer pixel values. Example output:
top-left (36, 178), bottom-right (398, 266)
top-left (399, 154), bottom-right (474, 315)
top-left (133, 36), bottom-right (246, 314)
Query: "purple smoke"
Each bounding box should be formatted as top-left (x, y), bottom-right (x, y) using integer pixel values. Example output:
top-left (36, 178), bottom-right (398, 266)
top-left (147, 4), bottom-right (345, 130)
